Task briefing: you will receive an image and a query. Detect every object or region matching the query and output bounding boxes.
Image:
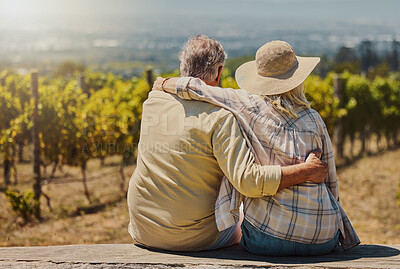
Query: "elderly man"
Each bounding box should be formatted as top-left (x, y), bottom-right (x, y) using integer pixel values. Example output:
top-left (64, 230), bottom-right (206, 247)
top-left (127, 35), bottom-right (328, 251)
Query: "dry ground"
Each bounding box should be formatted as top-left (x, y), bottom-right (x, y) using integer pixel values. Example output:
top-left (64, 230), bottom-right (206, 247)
top-left (336, 148), bottom-right (400, 244)
top-left (0, 155), bottom-right (135, 246)
top-left (0, 148), bottom-right (399, 247)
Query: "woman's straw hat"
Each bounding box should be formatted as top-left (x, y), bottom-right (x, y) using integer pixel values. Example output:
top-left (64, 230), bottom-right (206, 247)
top-left (235, 40), bottom-right (320, 95)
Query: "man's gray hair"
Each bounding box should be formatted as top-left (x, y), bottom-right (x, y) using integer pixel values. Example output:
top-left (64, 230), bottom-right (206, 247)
top-left (179, 35), bottom-right (227, 82)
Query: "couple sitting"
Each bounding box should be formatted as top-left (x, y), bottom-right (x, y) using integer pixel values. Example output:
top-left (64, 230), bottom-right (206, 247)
top-left (127, 35), bottom-right (360, 256)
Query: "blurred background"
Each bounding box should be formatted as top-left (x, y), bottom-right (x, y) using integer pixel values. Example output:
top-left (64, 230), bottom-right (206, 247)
top-left (0, 0), bottom-right (399, 247)
top-left (1, 0), bottom-right (400, 75)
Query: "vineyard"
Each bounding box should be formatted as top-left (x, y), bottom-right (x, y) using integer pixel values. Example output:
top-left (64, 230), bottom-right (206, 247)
top-left (0, 68), bottom-right (400, 230)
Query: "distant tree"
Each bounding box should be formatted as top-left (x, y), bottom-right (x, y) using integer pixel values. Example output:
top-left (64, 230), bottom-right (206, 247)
top-left (359, 40), bottom-right (380, 74)
top-left (314, 54), bottom-right (330, 78)
top-left (332, 46), bottom-right (360, 74)
top-left (388, 40), bottom-right (399, 72)
top-left (334, 46), bottom-right (358, 63)
top-left (52, 61), bottom-right (85, 79)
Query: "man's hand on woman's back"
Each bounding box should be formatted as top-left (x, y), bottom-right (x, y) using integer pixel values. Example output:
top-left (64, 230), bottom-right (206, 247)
top-left (278, 149), bottom-right (328, 190)
top-left (304, 149), bottom-right (329, 184)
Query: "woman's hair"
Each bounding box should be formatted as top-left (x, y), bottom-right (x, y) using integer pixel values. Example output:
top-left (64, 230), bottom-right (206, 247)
top-left (179, 35), bottom-right (227, 82)
top-left (263, 82), bottom-right (311, 119)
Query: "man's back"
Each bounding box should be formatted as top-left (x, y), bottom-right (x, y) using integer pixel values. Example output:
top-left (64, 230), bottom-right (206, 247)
top-left (128, 91), bottom-right (231, 251)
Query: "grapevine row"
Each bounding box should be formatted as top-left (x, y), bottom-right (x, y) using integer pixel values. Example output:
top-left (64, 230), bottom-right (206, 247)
top-left (1, 69), bottom-right (400, 218)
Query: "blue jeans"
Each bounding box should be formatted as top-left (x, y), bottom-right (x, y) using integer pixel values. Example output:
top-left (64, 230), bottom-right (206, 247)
top-left (241, 219), bottom-right (339, 256)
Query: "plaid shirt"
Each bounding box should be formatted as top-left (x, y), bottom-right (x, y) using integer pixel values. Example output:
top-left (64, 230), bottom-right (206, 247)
top-left (174, 77), bottom-right (360, 249)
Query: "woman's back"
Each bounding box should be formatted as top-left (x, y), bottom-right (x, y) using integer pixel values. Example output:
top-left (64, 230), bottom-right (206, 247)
top-left (241, 98), bottom-right (342, 244)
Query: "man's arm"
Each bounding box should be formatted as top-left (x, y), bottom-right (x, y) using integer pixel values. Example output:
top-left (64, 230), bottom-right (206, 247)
top-left (279, 150), bottom-right (328, 190)
top-left (213, 113), bottom-right (328, 197)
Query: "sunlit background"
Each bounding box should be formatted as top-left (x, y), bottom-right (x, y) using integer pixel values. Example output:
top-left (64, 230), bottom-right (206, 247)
top-left (1, 0), bottom-right (399, 75)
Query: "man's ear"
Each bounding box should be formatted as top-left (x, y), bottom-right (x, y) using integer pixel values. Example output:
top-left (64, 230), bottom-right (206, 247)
top-left (179, 63), bottom-right (183, 75)
top-left (216, 65), bottom-right (223, 84)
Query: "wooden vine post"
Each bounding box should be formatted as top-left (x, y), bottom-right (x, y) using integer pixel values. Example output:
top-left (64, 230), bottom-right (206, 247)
top-left (31, 70), bottom-right (42, 221)
top-left (333, 74), bottom-right (345, 160)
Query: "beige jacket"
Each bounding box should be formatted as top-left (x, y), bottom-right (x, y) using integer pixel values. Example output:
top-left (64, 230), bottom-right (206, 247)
top-left (127, 91), bottom-right (281, 251)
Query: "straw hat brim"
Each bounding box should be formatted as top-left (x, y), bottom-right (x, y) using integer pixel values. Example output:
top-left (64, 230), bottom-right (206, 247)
top-left (235, 56), bottom-right (320, 95)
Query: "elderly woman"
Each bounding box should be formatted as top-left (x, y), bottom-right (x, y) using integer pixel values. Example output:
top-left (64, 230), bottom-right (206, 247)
top-left (155, 40), bottom-right (359, 256)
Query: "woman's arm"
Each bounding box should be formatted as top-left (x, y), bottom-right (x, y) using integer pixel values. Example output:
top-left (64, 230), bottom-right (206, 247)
top-left (153, 76), bottom-right (257, 113)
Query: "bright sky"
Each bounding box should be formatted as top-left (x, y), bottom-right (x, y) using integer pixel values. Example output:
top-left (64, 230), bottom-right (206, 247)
top-left (0, 0), bottom-right (399, 32)
top-left (1, 0), bottom-right (399, 18)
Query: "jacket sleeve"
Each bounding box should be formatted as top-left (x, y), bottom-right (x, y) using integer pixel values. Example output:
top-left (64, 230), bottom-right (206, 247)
top-left (211, 112), bottom-right (281, 197)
